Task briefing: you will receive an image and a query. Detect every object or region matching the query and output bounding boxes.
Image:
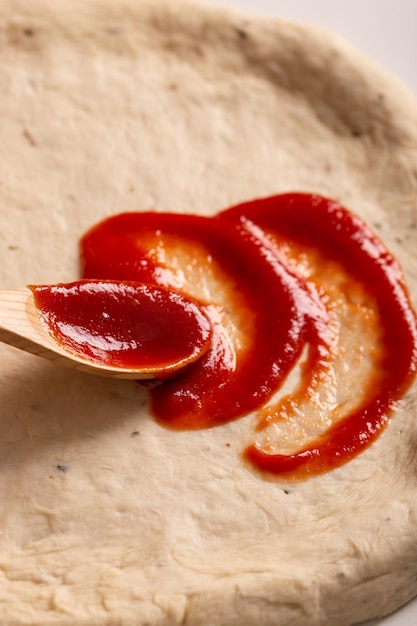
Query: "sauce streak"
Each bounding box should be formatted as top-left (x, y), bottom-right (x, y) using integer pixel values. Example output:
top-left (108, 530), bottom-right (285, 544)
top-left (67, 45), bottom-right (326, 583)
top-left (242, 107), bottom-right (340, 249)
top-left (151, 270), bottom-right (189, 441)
top-left (31, 280), bottom-right (212, 375)
top-left (80, 194), bottom-right (417, 479)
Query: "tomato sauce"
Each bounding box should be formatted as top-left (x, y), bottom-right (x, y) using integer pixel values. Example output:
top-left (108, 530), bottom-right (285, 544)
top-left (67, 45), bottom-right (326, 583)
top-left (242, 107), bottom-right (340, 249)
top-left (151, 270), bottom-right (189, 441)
top-left (31, 280), bottom-right (212, 375)
top-left (80, 194), bottom-right (417, 479)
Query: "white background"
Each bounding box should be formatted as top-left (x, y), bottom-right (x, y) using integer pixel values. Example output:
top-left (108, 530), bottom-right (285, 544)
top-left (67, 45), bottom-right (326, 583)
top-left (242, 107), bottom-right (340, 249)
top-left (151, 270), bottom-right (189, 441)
top-left (206, 1), bottom-right (417, 625)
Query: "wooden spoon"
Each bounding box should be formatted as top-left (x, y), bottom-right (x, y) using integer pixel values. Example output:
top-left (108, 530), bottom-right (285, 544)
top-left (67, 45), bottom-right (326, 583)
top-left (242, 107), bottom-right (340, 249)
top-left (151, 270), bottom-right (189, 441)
top-left (0, 281), bottom-right (212, 379)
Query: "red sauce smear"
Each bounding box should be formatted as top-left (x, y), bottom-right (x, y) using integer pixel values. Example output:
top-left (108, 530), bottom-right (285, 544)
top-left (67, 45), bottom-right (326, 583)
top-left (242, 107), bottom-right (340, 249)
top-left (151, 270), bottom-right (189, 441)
top-left (30, 280), bottom-right (212, 375)
top-left (80, 194), bottom-right (417, 479)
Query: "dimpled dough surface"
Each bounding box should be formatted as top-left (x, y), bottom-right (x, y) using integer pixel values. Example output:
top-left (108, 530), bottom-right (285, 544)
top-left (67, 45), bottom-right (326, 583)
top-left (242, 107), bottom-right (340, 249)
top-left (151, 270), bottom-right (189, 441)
top-left (0, 1), bottom-right (417, 624)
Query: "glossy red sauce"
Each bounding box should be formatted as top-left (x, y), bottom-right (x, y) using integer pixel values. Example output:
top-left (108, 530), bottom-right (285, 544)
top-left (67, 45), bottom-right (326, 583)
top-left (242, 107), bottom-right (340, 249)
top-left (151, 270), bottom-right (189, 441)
top-left (80, 194), bottom-right (417, 479)
top-left (30, 280), bottom-right (212, 374)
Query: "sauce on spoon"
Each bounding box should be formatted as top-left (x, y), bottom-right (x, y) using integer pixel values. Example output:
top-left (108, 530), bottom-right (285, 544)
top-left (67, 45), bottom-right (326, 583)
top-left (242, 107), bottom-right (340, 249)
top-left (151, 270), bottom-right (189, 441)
top-left (30, 280), bottom-right (212, 376)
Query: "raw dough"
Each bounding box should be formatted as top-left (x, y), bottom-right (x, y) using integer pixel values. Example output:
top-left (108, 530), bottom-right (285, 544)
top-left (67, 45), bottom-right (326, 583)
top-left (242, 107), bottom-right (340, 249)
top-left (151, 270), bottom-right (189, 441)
top-left (0, 1), bottom-right (416, 624)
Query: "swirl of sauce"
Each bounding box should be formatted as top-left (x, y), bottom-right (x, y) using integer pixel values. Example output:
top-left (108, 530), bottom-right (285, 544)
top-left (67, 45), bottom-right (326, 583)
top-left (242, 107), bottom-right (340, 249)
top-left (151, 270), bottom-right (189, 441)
top-left (81, 194), bottom-right (417, 479)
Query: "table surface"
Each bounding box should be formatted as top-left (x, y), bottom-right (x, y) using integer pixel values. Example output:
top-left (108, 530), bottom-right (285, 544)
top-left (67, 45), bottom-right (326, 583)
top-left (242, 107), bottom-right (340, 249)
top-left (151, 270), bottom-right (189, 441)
top-left (206, 2), bottom-right (417, 625)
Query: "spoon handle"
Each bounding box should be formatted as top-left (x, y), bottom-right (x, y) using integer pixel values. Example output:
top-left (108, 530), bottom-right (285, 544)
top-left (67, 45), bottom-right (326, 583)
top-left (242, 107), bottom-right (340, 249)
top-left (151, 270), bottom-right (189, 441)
top-left (0, 288), bottom-right (49, 355)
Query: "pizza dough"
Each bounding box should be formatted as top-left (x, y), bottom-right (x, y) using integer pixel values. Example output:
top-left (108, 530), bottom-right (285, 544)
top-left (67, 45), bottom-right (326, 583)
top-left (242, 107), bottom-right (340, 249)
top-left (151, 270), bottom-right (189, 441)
top-left (0, 0), bottom-right (417, 624)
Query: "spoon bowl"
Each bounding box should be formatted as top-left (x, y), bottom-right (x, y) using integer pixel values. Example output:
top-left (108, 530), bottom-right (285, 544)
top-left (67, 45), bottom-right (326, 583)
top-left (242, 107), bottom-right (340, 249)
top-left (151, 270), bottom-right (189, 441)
top-left (0, 281), bottom-right (212, 379)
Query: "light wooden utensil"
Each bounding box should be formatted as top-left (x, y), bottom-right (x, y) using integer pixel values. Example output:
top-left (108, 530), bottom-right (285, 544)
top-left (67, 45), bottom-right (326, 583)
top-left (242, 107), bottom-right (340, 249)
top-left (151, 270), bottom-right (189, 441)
top-left (0, 287), bottom-right (190, 379)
